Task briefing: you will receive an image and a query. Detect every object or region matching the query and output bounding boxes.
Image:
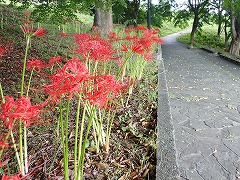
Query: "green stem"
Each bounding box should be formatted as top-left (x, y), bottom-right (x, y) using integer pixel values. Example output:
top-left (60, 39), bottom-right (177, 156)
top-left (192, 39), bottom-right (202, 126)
top-left (117, 52), bottom-right (132, 81)
top-left (105, 104), bottom-right (117, 153)
top-left (26, 69), bottom-right (34, 97)
top-left (78, 103), bottom-right (95, 180)
top-left (59, 99), bottom-right (69, 180)
top-left (10, 130), bottom-right (24, 175)
top-left (21, 36), bottom-right (30, 96)
top-left (65, 99), bottom-right (71, 180)
top-left (23, 125), bottom-right (28, 174)
top-left (74, 95), bottom-right (82, 178)
top-left (19, 120), bottom-right (24, 175)
top-left (0, 83), bottom-right (4, 101)
top-left (77, 104), bottom-right (87, 179)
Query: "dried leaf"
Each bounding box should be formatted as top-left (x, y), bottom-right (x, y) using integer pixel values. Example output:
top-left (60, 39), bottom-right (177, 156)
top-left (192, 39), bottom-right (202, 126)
top-left (118, 174), bottom-right (127, 180)
top-left (95, 162), bottom-right (107, 170)
top-left (112, 161), bottom-right (125, 168)
top-left (142, 169), bottom-right (149, 177)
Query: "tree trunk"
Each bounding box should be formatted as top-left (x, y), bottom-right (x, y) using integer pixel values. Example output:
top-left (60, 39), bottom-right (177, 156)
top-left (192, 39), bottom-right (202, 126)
top-left (217, 11), bottom-right (222, 36)
top-left (229, 14), bottom-right (240, 56)
top-left (217, 0), bottom-right (222, 36)
top-left (229, 38), bottom-right (240, 55)
top-left (93, 6), bottom-right (113, 36)
top-left (190, 12), bottom-right (199, 47)
top-left (133, 0), bottom-right (140, 27)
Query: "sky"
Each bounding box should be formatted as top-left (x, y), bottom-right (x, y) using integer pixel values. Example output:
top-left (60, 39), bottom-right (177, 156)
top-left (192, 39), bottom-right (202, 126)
top-left (152, 0), bottom-right (187, 5)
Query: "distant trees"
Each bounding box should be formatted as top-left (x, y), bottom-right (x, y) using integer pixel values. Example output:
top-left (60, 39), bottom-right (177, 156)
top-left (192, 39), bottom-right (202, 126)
top-left (174, 0), bottom-right (210, 47)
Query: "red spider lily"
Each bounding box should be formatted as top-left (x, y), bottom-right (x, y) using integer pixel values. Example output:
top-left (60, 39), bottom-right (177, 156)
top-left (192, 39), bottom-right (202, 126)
top-left (33, 28), bottom-right (46, 37)
top-left (0, 96), bottom-right (44, 129)
top-left (75, 34), bottom-right (113, 62)
top-left (60, 32), bottom-right (67, 37)
top-left (124, 28), bottom-right (132, 34)
top-left (47, 56), bottom-right (62, 67)
top-left (92, 26), bottom-right (98, 31)
top-left (23, 12), bottom-right (31, 17)
top-left (121, 44), bottom-right (129, 53)
top-left (27, 58), bottom-right (44, 72)
top-left (1, 174), bottom-right (21, 180)
top-left (136, 25), bottom-right (147, 31)
top-left (84, 75), bottom-right (125, 108)
top-left (20, 23), bottom-right (46, 37)
top-left (143, 53), bottom-right (153, 61)
top-left (131, 44), bottom-right (144, 54)
top-left (107, 31), bottom-right (120, 42)
top-left (126, 35), bottom-right (138, 41)
top-left (152, 28), bottom-right (159, 34)
top-left (0, 45), bottom-right (7, 56)
top-left (121, 43), bottom-right (144, 54)
top-left (44, 58), bottom-right (89, 100)
top-left (20, 22), bottom-right (33, 35)
top-left (0, 141), bottom-right (8, 148)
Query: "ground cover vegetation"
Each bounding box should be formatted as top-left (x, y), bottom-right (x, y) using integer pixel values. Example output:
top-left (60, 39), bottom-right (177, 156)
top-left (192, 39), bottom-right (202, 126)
top-left (0, 4), bottom-right (163, 180)
top-left (177, 25), bottom-right (229, 51)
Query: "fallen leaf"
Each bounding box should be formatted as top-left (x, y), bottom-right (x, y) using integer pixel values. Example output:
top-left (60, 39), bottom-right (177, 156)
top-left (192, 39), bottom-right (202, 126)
top-left (95, 162), bottom-right (108, 170)
top-left (142, 169), bottom-right (149, 177)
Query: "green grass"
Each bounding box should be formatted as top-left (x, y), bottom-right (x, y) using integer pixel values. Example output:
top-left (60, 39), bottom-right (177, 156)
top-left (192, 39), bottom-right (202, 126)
top-left (177, 24), bottom-right (229, 52)
top-left (159, 20), bottom-right (191, 37)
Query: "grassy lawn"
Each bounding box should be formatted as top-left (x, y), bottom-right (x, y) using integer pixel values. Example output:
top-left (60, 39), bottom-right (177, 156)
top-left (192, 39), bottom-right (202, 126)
top-left (158, 20), bottom-right (192, 37)
top-left (177, 24), bottom-right (229, 52)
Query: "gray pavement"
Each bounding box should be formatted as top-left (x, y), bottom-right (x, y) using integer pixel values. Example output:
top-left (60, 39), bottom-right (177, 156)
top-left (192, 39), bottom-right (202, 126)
top-left (157, 31), bottom-right (240, 180)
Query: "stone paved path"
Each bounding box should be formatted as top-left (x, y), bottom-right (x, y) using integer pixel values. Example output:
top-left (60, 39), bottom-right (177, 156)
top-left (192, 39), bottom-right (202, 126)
top-left (157, 32), bottom-right (240, 180)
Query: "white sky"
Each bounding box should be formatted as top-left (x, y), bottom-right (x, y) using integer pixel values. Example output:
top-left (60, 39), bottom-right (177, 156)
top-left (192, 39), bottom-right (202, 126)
top-left (152, 0), bottom-right (187, 5)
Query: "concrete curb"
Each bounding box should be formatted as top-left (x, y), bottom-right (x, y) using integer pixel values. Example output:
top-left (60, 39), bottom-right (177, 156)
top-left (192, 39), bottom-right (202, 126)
top-left (201, 47), bottom-right (240, 63)
top-left (156, 45), bottom-right (180, 180)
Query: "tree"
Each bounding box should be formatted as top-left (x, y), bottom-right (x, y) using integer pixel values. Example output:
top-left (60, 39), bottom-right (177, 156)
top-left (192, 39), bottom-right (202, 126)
top-left (174, 0), bottom-right (210, 47)
top-left (224, 0), bottom-right (240, 55)
top-left (211, 0), bottom-right (224, 36)
top-left (112, 0), bottom-right (146, 26)
top-left (188, 0), bottom-right (210, 47)
top-left (151, 0), bottom-right (173, 28)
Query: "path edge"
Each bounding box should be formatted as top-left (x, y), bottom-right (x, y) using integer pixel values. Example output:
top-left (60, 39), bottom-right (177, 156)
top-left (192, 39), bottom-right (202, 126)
top-left (156, 44), bottom-right (180, 180)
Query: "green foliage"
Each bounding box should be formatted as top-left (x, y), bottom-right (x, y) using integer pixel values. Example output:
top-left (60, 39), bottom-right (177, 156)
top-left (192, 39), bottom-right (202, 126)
top-left (112, 0), bottom-right (147, 25)
top-left (151, 0), bottom-right (173, 28)
top-left (223, 0), bottom-right (240, 14)
top-left (178, 26), bottom-right (228, 51)
top-left (174, 9), bottom-right (191, 28)
top-left (31, 3), bottom-right (77, 25)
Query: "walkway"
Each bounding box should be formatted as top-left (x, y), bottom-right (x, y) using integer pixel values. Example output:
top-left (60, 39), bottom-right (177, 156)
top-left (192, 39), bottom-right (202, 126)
top-left (157, 31), bottom-right (240, 180)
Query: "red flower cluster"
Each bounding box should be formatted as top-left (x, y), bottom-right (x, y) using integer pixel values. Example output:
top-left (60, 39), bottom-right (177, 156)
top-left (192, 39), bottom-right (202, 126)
top-left (0, 96), bottom-right (44, 129)
top-left (1, 174), bottom-right (21, 180)
top-left (26, 56), bottom-right (62, 72)
top-left (121, 26), bottom-right (163, 60)
top-left (44, 58), bottom-right (89, 100)
top-left (84, 75), bottom-right (124, 108)
top-left (0, 45), bottom-right (7, 57)
top-left (27, 58), bottom-right (44, 72)
top-left (60, 32), bottom-right (67, 37)
top-left (75, 33), bottom-right (113, 62)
